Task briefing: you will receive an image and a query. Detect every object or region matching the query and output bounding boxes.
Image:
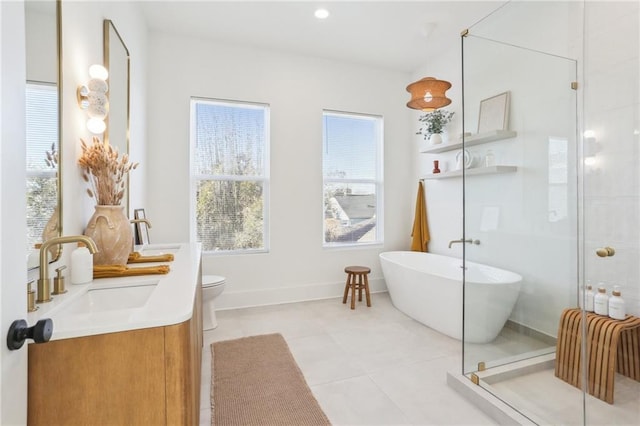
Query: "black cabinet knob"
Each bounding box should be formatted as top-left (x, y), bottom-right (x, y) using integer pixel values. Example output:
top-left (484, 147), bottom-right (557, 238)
top-left (6, 319), bottom-right (53, 350)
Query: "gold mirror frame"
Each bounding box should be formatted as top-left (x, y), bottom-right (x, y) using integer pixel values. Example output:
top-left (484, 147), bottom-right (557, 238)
top-left (103, 19), bottom-right (131, 215)
top-left (26, 0), bottom-right (63, 270)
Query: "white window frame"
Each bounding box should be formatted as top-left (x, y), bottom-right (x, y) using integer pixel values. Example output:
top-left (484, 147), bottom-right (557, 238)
top-left (322, 110), bottom-right (384, 248)
top-left (189, 97), bottom-right (270, 254)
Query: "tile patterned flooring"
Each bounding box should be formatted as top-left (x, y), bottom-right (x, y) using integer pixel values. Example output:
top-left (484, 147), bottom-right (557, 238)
top-left (199, 293), bottom-right (496, 425)
top-left (489, 366), bottom-right (640, 425)
top-left (199, 293), bottom-right (640, 425)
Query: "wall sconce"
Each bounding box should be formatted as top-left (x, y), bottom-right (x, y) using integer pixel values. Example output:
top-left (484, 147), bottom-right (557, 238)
top-left (77, 64), bottom-right (109, 134)
top-left (583, 129), bottom-right (600, 166)
top-left (406, 77), bottom-right (452, 112)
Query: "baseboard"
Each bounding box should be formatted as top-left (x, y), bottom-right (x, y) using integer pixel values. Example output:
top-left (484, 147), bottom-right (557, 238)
top-left (215, 277), bottom-right (387, 310)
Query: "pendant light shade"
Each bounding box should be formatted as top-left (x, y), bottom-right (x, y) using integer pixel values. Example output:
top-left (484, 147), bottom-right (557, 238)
top-left (406, 77), bottom-right (452, 112)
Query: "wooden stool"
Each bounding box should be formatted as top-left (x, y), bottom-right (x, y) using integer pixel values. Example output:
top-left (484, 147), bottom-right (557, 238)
top-left (555, 307), bottom-right (640, 404)
top-left (342, 266), bottom-right (371, 310)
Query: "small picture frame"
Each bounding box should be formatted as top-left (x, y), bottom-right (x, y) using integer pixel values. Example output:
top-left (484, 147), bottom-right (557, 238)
top-left (133, 208), bottom-right (150, 246)
top-left (477, 91), bottom-right (510, 133)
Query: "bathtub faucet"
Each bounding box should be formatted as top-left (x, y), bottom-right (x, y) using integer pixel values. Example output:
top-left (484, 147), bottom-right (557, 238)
top-left (448, 239), bottom-right (480, 249)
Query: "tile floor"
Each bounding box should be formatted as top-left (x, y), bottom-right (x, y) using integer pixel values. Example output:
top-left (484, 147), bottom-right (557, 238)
top-left (200, 293), bottom-right (498, 425)
top-left (199, 293), bottom-right (640, 425)
top-left (489, 367), bottom-right (640, 425)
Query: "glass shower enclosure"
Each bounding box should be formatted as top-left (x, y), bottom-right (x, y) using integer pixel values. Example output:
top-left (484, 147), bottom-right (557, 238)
top-left (460, 1), bottom-right (639, 424)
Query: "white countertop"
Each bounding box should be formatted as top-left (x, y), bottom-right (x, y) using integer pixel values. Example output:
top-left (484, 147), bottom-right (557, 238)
top-left (28, 243), bottom-right (202, 341)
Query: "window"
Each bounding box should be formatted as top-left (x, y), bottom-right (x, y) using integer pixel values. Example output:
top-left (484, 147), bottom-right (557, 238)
top-left (26, 82), bottom-right (58, 251)
top-left (323, 111), bottom-right (383, 246)
top-left (190, 98), bottom-right (269, 253)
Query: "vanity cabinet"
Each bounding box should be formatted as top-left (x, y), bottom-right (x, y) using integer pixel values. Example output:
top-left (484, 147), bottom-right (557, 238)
top-left (27, 284), bottom-right (203, 425)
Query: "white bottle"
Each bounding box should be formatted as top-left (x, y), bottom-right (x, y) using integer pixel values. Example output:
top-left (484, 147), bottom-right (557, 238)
top-left (608, 286), bottom-right (626, 320)
top-left (585, 284), bottom-right (595, 312)
top-left (594, 286), bottom-right (609, 316)
top-left (70, 245), bottom-right (93, 284)
top-left (485, 149), bottom-right (495, 167)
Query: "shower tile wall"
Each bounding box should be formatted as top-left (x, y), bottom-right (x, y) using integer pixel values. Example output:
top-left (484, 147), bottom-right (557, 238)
top-left (583, 1), bottom-right (640, 316)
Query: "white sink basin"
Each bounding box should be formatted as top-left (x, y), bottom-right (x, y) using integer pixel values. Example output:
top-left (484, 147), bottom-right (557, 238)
top-left (139, 244), bottom-right (182, 256)
top-left (65, 280), bottom-right (159, 315)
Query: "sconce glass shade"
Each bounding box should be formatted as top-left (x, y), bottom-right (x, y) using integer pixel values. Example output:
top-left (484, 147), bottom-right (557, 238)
top-left (406, 77), bottom-right (452, 111)
top-left (87, 78), bottom-right (108, 94)
top-left (87, 117), bottom-right (106, 134)
top-left (87, 101), bottom-right (109, 119)
top-left (78, 64), bottom-right (110, 134)
top-left (89, 64), bottom-right (109, 80)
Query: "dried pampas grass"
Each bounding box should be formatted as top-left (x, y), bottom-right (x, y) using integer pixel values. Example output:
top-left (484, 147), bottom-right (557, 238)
top-left (78, 136), bottom-right (138, 205)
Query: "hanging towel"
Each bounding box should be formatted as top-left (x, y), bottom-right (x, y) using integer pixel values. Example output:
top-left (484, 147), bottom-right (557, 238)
top-left (410, 181), bottom-right (430, 252)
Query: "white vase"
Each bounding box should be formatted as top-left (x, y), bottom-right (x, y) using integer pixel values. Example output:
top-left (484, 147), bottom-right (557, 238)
top-left (429, 133), bottom-right (443, 145)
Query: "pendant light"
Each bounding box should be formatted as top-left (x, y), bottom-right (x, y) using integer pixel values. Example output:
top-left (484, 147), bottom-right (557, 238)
top-left (406, 77), bottom-right (452, 112)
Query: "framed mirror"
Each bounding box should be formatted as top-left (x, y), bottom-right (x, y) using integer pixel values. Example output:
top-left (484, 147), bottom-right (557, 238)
top-left (103, 19), bottom-right (131, 215)
top-left (25, 0), bottom-right (62, 269)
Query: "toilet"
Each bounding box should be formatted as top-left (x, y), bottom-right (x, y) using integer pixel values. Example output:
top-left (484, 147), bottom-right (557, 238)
top-left (202, 275), bottom-right (226, 330)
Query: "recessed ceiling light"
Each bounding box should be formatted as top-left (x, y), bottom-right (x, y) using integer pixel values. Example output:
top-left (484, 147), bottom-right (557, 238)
top-left (314, 8), bottom-right (330, 19)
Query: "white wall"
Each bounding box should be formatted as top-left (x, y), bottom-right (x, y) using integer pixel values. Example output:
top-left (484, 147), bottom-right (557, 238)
top-left (582, 1), bottom-right (640, 316)
top-left (146, 32), bottom-right (414, 308)
top-left (412, 1), bottom-right (639, 337)
top-left (49, 1), bottom-right (147, 269)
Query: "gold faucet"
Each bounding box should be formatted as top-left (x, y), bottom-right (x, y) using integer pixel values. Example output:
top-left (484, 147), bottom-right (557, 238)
top-left (130, 219), bottom-right (152, 248)
top-left (37, 235), bottom-right (98, 303)
top-left (130, 218), bottom-right (152, 229)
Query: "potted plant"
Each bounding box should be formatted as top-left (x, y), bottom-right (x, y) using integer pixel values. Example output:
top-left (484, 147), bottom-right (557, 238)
top-left (417, 109), bottom-right (455, 145)
top-left (78, 136), bottom-right (138, 265)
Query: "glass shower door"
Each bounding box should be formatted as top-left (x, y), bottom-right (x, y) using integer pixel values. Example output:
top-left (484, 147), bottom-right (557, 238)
top-left (461, 7), bottom-right (581, 425)
top-left (460, 1), bottom-right (639, 424)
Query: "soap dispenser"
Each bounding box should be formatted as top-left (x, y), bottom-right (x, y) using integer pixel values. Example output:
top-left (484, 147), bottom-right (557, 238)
top-left (585, 283), bottom-right (595, 312)
top-left (71, 244), bottom-right (93, 284)
top-left (608, 286), bottom-right (626, 320)
top-left (594, 285), bottom-right (609, 316)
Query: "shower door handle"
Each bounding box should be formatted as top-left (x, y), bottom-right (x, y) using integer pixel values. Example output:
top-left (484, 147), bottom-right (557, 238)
top-left (595, 246), bottom-right (615, 257)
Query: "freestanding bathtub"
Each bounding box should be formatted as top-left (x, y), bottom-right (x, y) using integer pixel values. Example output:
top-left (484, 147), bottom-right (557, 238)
top-left (379, 251), bottom-right (522, 344)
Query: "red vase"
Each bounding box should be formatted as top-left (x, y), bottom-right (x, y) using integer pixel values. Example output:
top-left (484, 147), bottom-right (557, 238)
top-left (433, 160), bottom-right (441, 174)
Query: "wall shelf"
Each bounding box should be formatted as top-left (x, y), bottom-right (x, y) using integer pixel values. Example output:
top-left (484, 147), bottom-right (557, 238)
top-left (420, 130), bottom-right (518, 154)
top-left (421, 165), bottom-right (518, 180)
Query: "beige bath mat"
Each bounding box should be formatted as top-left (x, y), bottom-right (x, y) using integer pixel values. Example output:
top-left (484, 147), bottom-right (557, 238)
top-left (211, 333), bottom-right (331, 425)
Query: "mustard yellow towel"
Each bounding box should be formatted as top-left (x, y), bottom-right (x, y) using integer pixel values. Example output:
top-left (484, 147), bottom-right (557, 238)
top-left (127, 252), bottom-right (174, 263)
top-left (410, 181), bottom-right (430, 252)
top-left (93, 264), bottom-right (171, 279)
